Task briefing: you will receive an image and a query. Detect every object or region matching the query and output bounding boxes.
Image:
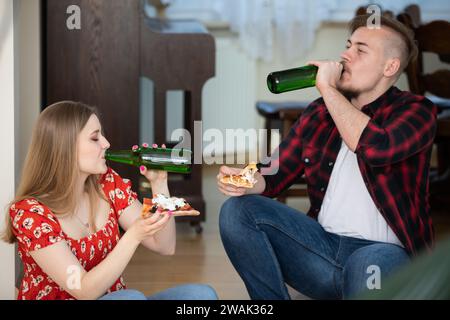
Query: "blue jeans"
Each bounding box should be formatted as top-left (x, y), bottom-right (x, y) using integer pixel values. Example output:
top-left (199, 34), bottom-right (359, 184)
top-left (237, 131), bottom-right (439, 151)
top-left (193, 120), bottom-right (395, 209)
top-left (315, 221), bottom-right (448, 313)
top-left (99, 284), bottom-right (218, 300)
top-left (219, 195), bottom-right (410, 300)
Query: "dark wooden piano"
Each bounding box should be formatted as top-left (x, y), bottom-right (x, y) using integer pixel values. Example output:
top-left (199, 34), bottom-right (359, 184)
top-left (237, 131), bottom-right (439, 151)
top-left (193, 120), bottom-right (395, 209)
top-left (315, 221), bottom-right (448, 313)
top-left (44, 0), bottom-right (215, 232)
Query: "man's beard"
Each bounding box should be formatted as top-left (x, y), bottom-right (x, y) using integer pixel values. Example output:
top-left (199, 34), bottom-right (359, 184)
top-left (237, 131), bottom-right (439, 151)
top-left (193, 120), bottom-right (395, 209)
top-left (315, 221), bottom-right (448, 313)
top-left (337, 82), bottom-right (359, 100)
top-left (337, 61), bottom-right (360, 100)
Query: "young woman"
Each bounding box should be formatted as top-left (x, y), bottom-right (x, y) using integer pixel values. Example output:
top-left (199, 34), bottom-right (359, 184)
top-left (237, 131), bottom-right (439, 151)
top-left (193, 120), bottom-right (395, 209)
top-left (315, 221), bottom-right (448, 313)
top-left (1, 101), bottom-right (217, 300)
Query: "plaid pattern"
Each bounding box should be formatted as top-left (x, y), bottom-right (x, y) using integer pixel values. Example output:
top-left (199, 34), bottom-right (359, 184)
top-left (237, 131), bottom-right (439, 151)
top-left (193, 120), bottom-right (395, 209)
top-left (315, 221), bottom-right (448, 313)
top-left (261, 86), bottom-right (437, 256)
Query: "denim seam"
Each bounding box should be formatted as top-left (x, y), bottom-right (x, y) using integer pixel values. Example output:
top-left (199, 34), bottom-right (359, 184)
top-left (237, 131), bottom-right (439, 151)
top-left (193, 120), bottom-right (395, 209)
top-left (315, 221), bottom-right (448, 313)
top-left (256, 225), bottom-right (292, 299)
top-left (255, 218), bottom-right (341, 269)
top-left (237, 201), bottom-right (292, 299)
top-left (333, 237), bottom-right (344, 299)
top-left (334, 236), bottom-right (343, 266)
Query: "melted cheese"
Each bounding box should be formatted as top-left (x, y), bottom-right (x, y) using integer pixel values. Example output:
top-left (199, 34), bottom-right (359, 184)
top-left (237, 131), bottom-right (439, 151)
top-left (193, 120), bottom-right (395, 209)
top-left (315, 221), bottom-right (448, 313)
top-left (240, 162), bottom-right (258, 185)
top-left (153, 194), bottom-right (187, 211)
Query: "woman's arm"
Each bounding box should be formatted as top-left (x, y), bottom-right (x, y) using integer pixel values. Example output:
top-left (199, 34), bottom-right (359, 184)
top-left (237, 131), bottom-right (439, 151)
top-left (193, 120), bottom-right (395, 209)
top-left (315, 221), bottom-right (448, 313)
top-left (30, 211), bottom-right (170, 300)
top-left (117, 142), bottom-right (176, 254)
top-left (118, 169), bottom-right (176, 255)
top-left (30, 232), bottom-right (138, 300)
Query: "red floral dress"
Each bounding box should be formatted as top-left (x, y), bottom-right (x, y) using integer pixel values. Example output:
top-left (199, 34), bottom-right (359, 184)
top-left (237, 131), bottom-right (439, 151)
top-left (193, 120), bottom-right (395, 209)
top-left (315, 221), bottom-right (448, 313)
top-left (10, 168), bottom-right (138, 300)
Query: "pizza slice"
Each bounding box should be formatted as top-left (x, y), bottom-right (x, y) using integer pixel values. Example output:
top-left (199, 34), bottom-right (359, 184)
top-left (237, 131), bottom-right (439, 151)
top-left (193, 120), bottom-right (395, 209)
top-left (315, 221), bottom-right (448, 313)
top-left (141, 194), bottom-right (200, 218)
top-left (220, 162), bottom-right (259, 188)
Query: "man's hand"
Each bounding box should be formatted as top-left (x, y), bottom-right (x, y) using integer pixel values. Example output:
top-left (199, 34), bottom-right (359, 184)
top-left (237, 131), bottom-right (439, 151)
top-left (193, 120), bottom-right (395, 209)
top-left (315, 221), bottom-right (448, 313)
top-left (307, 60), bottom-right (343, 94)
top-left (217, 166), bottom-right (266, 197)
top-left (217, 166), bottom-right (248, 197)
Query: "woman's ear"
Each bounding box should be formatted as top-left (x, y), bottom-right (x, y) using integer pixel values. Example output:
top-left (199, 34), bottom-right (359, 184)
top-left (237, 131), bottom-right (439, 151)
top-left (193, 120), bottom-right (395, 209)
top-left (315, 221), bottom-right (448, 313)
top-left (384, 57), bottom-right (401, 78)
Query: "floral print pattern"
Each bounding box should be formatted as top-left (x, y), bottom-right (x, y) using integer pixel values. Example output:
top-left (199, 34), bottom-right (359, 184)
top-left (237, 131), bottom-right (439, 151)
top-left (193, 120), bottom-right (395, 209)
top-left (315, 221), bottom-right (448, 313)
top-left (11, 167), bottom-right (137, 300)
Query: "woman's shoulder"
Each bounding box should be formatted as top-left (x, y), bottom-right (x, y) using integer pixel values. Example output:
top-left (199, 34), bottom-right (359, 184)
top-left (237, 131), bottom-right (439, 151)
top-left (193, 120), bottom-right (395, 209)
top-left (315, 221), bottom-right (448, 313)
top-left (10, 198), bottom-right (57, 221)
top-left (10, 198), bottom-right (61, 236)
top-left (10, 198), bottom-right (64, 251)
top-left (11, 197), bottom-right (50, 214)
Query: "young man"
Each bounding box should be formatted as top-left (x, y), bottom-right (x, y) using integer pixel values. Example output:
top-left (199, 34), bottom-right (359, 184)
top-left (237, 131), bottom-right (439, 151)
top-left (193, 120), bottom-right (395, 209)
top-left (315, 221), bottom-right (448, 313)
top-left (217, 14), bottom-right (437, 300)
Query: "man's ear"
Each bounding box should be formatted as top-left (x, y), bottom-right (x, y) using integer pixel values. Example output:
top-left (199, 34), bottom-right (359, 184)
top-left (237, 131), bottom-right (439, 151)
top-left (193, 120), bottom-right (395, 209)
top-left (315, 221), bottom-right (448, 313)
top-left (384, 57), bottom-right (401, 78)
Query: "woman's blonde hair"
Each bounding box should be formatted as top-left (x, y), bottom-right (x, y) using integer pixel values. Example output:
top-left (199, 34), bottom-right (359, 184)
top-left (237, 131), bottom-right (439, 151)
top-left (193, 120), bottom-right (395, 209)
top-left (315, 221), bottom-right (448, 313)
top-left (2, 101), bottom-right (107, 243)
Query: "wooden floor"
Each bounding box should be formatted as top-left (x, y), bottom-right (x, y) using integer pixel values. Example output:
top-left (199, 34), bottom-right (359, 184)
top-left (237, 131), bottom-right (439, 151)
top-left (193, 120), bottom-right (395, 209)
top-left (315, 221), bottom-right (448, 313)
top-left (123, 165), bottom-right (251, 299)
top-left (123, 165), bottom-right (450, 300)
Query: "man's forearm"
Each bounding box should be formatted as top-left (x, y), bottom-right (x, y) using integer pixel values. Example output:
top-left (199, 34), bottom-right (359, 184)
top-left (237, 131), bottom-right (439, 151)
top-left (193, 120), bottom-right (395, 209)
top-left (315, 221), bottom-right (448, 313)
top-left (321, 86), bottom-right (370, 152)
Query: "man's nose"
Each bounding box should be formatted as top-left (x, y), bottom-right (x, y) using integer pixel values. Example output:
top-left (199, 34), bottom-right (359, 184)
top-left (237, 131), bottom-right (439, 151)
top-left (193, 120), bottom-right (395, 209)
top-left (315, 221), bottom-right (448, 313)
top-left (340, 46), bottom-right (352, 62)
top-left (340, 50), bottom-right (350, 63)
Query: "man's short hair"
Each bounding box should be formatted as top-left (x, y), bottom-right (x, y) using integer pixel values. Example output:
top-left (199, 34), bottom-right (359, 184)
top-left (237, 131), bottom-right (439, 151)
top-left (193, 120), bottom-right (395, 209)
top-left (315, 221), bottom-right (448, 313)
top-left (349, 14), bottom-right (418, 71)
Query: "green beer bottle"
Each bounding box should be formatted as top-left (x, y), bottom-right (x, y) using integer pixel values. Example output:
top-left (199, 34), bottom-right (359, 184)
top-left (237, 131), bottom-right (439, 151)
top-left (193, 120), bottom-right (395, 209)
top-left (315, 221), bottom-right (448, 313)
top-left (105, 146), bottom-right (192, 174)
top-left (267, 65), bottom-right (318, 94)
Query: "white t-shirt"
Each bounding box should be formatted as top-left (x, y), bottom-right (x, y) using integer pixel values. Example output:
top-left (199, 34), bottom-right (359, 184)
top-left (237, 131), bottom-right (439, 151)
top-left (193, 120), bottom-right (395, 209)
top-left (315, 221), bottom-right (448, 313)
top-left (318, 141), bottom-right (403, 247)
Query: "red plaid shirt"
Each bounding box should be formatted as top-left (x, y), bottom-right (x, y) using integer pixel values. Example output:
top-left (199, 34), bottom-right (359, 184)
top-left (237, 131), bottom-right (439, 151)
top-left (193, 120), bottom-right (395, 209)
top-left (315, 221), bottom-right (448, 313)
top-left (261, 86), bottom-right (437, 256)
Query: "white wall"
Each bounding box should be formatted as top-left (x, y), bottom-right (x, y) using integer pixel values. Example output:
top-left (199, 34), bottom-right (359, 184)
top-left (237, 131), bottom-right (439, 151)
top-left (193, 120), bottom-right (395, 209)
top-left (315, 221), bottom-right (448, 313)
top-left (0, 0), bottom-right (41, 299)
top-left (0, 0), bottom-right (17, 300)
top-left (15, 0), bottom-right (41, 184)
top-left (202, 37), bottom-right (258, 158)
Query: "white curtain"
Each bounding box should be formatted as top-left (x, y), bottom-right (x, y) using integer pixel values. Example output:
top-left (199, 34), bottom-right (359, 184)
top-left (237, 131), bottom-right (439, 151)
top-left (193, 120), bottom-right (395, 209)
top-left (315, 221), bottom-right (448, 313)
top-left (215, 0), bottom-right (338, 63)
top-left (160, 0), bottom-right (428, 63)
top-left (163, 0), bottom-right (342, 63)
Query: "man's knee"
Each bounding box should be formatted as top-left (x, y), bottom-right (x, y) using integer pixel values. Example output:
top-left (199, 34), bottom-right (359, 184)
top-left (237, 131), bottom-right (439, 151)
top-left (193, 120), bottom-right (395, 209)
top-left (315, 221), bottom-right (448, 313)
top-left (220, 196), bottom-right (250, 231)
top-left (343, 243), bottom-right (410, 299)
top-left (346, 243), bottom-right (410, 272)
top-left (219, 195), bottom-right (264, 246)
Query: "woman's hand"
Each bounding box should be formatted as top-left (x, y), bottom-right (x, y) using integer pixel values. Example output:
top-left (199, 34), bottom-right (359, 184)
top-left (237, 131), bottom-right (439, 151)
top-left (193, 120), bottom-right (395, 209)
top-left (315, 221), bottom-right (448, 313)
top-left (138, 143), bottom-right (168, 184)
top-left (126, 212), bottom-right (172, 244)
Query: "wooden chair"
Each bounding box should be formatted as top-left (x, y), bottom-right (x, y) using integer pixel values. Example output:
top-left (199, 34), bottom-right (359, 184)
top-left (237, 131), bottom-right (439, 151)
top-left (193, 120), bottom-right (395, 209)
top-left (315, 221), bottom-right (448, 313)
top-left (355, 6), bottom-right (394, 18)
top-left (256, 101), bottom-right (309, 155)
top-left (256, 102), bottom-right (309, 203)
top-left (276, 109), bottom-right (309, 203)
top-left (397, 5), bottom-right (450, 210)
top-left (397, 7), bottom-right (450, 98)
